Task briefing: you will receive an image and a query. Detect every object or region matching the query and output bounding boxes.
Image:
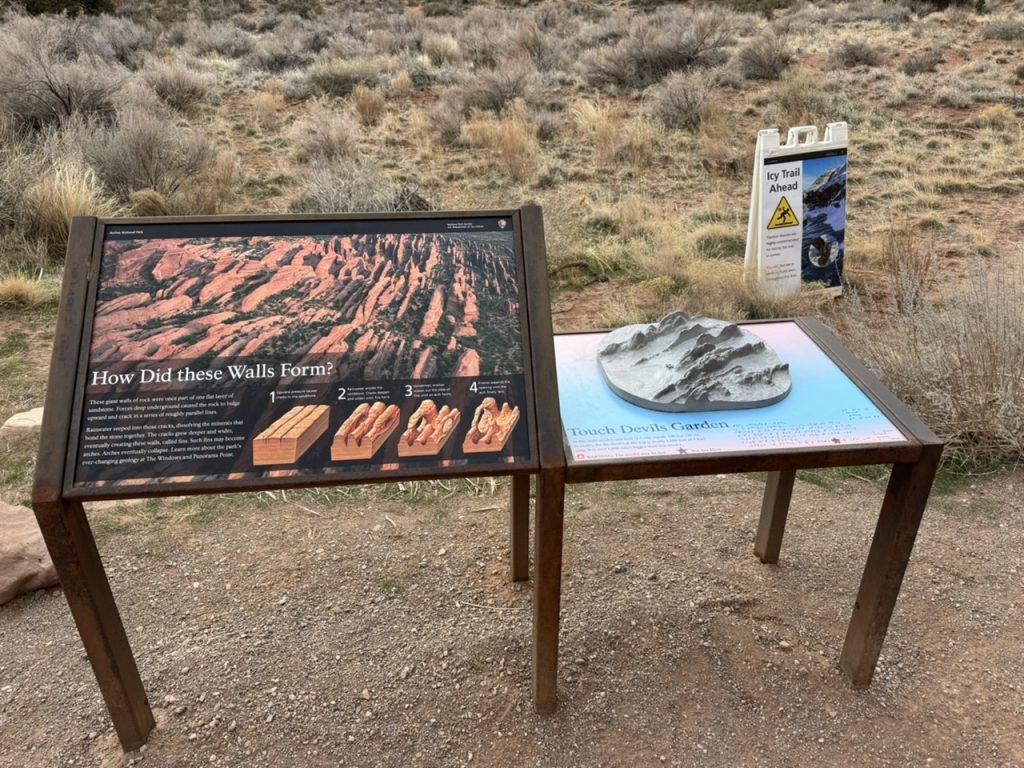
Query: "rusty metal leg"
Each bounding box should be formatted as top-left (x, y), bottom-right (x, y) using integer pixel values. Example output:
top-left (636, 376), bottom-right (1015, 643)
top-left (533, 466), bottom-right (565, 713)
top-left (840, 445), bottom-right (941, 687)
top-left (754, 470), bottom-right (796, 564)
top-left (510, 474), bottom-right (530, 582)
top-left (33, 499), bottom-right (154, 751)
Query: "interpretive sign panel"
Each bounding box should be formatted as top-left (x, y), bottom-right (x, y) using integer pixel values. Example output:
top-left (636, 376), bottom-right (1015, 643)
top-left (66, 214), bottom-right (536, 494)
top-left (555, 321), bottom-right (907, 463)
top-left (744, 123), bottom-right (848, 298)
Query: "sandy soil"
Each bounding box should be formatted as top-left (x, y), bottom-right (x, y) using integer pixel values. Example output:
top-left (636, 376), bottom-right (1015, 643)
top-left (1, 466), bottom-right (1022, 768)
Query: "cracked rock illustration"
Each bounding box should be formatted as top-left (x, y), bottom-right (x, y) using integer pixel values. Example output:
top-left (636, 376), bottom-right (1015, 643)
top-left (597, 312), bottom-right (791, 412)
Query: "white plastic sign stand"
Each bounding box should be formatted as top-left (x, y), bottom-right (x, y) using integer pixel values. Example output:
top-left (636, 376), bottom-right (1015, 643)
top-left (744, 122), bottom-right (848, 298)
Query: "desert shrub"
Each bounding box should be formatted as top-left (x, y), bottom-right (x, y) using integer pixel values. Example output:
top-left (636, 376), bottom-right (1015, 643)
top-left (190, 21), bottom-right (255, 59)
top-left (649, 70), bottom-right (713, 130)
top-left (307, 58), bottom-right (385, 97)
top-left (512, 21), bottom-right (561, 70)
top-left (579, 6), bottom-right (734, 90)
top-left (843, 256), bottom-right (1024, 471)
top-left (247, 32), bottom-right (318, 72)
top-left (142, 60), bottom-right (210, 112)
top-left (980, 18), bottom-right (1024, 42)
top-left (351, 85), bottom-right (386, 126)
top-left (879, 222), bottom-right (935, 314)
top-left (462, 103), bottom-right (540, 182)
top-left (901, 49), bottom-right (944, 76)
top-left (428, 92), bottom-right (466, 147)
top-left (530, 109), bottom-right (563, 142)
top-left (293, 159), bottom-right (431, 214)
top-left (80, 109), bottom-right (216, 203)
top-left (85, 15), bottom-right (154, 69)
top-left (456, 63), bottom-right (538, 114)
top-left (457, 7), bottom-right (514, 67)
top-left (17, 0), bottom-right (114, 14)
top-left (291, 108), bottom-right (360, 163)
top-left (0, 14), bottom-right (124, 130)
top-left (736, 31), bottom-right (791, 80)
top-left (775, 70), bottom-right (855, 128)
top-left (828, 40), bottom-right (883, 69)
top-left (422, 33), bottom-right (462, 65)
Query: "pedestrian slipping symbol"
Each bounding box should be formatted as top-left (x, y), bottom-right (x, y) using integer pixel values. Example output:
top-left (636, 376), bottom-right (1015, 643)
top-left (767, 196), bottom-right (799, 229)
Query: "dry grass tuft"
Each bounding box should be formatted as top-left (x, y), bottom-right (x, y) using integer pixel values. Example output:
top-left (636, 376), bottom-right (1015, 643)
top-left (570, 99), bottom-right (619, 163)
top-left (24, 161), bottom-right (120, 258)
top-left (462, 103), bottom-right (540, 183)
top-left (423, 34), bottom-right (462, 66)
top-left (252, 80), bottom-right (285, 130)
top-left (292, 107), bottom-right (360, 163)
top-left (351, 85), bottom-right (386, 126)
top-left (842, 254), bottom-right (1024, 471)
top-left (0, 274), bottom-right (60, 309)
top-left (389, 70), bottom-right (414, 99)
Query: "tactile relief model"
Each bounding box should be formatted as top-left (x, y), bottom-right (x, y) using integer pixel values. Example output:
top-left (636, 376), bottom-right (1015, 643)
top-left (252, 405), bottom-right (330, 466)
top-left (598, 312), bottom-right (791, 412)
top-left (462, 397), bottom-right (519, 453)
top-left (397, 400), bottom-right (461, 457)
top-left (331, 402), bottom-right (400, 461)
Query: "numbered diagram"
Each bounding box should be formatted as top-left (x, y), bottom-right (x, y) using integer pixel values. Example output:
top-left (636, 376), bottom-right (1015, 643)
top-left (331, 402), bottom-right (400, 461)
top-left (462, 398), bottom-right (520, 454)
top-left (252, 405), bottom-right (330, 466)
top-left (397, 400), bottom-right (461, 457)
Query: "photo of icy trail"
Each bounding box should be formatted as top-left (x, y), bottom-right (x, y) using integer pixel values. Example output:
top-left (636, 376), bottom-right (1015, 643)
top-left (801, 155), bottom-right (847, 288)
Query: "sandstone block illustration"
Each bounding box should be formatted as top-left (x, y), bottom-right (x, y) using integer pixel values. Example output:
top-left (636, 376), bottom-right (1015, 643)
top-left (331, 401), bottom-right (400, 461)
top-left (252, 405), bottom-right (330, 465)
top-left (462, 397), bottom-right (519, 454)
top-left (397, 400), bottom-right (461, 457)
top-left (598, 312), bottom-right (791, 412)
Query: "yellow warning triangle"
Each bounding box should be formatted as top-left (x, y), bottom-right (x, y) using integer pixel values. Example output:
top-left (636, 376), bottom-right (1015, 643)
top-left (767, 196), bottom-right (799, 230)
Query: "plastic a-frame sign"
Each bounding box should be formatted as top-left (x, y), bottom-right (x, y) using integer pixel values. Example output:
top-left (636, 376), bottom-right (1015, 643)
top-left (744, 122), bottom-right (848, 298)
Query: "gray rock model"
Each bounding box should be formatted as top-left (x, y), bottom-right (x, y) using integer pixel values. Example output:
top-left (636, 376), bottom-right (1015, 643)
top-left (598, 312), bottom-right (791, 412)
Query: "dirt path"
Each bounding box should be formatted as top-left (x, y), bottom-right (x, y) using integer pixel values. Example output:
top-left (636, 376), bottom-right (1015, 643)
top-left (2, 468), bottom-right (1021, 767)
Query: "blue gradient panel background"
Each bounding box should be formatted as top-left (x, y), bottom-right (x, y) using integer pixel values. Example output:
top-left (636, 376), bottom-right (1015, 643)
top-left (554, 322), bottom-right (907, 462)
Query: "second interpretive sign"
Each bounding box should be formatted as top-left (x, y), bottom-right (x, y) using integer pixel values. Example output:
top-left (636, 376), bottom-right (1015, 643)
top-left (69, 214), bottom-right (535, 493)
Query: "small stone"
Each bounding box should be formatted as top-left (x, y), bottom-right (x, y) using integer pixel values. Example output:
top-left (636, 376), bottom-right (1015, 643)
top-left (228, 721), bottom-right (236, 732)
top-left (0, 407), bottom-right (43, 435)
top-left (437, 548), bottom-right (447, 556)
top-left (172, 706), bottom-right (187, 716)
top-left (612, 564), bottom-right (625, 574)
top-left (265, 714), bottom-right (273, 723)
top-left (188, 733), bottom-right (198, 741)
top-left (162, 695), bottom-right (177, 706)
top-left (198, 692), bottom-right (207, 703)
top-left (361, 688), bottom-right (370, 700)
top-left (87, 732), bottom-right (98, 740)
top-left (400, 665), bottom-right (413, 680)
top-left (779, 640), bottom-right (791, 650)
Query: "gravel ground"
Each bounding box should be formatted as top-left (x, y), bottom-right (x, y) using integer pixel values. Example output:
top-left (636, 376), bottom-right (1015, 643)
top-left (1, 469), bottom-right (1022, 768)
